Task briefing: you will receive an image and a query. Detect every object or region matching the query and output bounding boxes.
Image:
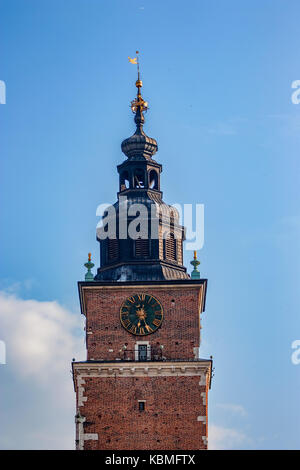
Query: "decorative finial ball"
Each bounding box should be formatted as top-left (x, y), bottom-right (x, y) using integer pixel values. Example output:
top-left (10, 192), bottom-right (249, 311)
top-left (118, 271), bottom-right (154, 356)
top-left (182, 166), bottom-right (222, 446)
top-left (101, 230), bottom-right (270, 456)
top-left (136, 79), bottom-right (143, 88)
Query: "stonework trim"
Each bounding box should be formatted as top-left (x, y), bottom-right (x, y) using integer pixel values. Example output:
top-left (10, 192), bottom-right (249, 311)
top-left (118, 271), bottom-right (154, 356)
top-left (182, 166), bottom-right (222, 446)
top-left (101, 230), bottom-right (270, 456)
top-left (75, 414), bottom-right (98, 450)
top-left (73, 360), bottom-right (211, 379)
top-left (197, 415), bottom-right (206, 424)
top-left (77, 376), bottom-right (87, 407)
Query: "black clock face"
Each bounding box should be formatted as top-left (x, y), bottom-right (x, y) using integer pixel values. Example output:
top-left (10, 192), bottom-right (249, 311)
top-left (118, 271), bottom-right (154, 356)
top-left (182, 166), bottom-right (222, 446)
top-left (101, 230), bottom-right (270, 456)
top-left (120, 293), bottom-right (163, 336)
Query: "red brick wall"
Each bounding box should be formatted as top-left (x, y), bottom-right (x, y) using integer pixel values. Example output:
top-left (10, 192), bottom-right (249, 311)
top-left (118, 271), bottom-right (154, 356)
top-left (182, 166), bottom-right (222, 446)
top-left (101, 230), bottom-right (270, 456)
top-left (83, 285), bottom-right (203, 361)
top-left (75, 374), bottom-right (208, 450)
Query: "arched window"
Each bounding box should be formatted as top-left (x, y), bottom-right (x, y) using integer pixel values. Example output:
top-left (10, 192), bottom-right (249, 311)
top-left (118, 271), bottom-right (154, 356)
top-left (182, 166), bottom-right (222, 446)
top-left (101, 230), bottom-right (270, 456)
top-left (164, 233), bottom-right (176, 261)
top-left (120, 171), bottom-right (130, 191)
top-left (149, 170), bottom-right (158, 190)
top-left (134, 169), bottom-right (145, 188)
top-left (135, 237), bottom-right (149, 258)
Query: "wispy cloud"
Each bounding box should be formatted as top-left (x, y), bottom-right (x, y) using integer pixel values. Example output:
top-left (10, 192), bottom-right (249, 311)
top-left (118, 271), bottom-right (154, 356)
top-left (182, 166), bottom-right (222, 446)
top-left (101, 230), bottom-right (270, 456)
top-left (209, 424), bottom-right (251, 450)
top-left (216, 402), bottom-right (247, 417)
top-left (197, 117), bottom-right (248, 136)
top-left (0, 278), bottom-right (36, 295)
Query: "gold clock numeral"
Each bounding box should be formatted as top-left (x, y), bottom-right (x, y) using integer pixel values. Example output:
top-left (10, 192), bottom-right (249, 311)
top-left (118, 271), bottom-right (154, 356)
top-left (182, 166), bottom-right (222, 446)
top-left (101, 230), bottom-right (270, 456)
top-left (122, 318), bottom-right (131, 328)
top-left (139, 327), bottom-right (145, 335)
top-left (129, 324), bottom-right (137, 334)
top-left (152, 318), bottom-right (161, 327)
top-left (145, 324), bottom-right (153, 333)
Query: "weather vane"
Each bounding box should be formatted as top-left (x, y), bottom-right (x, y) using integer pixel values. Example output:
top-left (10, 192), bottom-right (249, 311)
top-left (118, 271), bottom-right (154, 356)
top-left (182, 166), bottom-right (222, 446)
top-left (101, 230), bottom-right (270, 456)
top-left (128, 51), bottom-right (148, 114)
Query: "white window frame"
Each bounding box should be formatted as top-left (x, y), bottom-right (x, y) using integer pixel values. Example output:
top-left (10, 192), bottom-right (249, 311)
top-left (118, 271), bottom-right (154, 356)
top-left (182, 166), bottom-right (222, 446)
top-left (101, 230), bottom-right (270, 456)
top-left (135, 341), bottom-right (151, 361)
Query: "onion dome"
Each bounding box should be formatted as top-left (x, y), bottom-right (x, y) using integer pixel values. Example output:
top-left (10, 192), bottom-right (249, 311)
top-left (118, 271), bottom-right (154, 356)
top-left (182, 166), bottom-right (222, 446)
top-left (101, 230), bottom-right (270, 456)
top-left (121, 78), bottom-right (158, 160)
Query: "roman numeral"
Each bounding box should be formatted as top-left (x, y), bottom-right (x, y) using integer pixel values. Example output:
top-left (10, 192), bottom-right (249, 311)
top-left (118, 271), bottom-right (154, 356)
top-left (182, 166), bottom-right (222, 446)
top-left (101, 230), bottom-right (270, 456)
top-left (137, 294), bottom-right (146, 302)
top-left (152, 318), bottom-right (161, 327)
top-left (129, 324), bottom-right (137, 334)
top-left (145, 324), bottom-right (154, 333)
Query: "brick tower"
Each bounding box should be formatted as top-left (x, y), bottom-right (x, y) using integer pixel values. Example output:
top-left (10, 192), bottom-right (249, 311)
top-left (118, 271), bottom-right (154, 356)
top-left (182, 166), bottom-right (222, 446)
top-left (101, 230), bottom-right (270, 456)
top-left (72, 61), bottom-right (212, 450)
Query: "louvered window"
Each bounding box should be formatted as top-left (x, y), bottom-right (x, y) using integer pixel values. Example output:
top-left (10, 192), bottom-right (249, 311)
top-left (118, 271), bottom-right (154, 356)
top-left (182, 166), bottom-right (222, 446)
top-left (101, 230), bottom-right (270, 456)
top-left (135, 238), bottom-right (149, 258)
top-left (108, 238), bottom-right (119, 261)
top-left (165, 233), bottom-right (176, 261)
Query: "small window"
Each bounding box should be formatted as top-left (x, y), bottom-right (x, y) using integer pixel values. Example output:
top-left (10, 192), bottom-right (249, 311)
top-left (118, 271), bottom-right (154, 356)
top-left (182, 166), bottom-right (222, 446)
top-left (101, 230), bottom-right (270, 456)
top-left (138, 401), bottom-right (145, 411)
top-left (138, 344), bottom-right (148, 361)
top-left (108, 238), bottom-right (119, 261)
top-left (165, 233), bottom-right (176, 261)
top-left (135, 237), bottom-right (149, 258)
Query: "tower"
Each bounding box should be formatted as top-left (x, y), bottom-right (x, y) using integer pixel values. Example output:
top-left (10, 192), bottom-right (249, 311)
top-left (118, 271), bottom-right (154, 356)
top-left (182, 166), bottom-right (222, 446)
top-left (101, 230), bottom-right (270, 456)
top-left (72, 61), bottom-right (212, 450)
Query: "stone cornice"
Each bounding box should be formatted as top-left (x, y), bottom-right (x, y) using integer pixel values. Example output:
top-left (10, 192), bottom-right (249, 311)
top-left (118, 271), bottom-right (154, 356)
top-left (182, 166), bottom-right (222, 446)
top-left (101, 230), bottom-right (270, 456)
top-left (72, 359), bottom-right (212, 382)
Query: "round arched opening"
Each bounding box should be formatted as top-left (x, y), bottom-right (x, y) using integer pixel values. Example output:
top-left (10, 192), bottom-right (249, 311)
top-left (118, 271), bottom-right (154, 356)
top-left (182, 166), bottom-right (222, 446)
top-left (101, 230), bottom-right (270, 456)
top-left (149, 169), bottom-right (158, 190)
top-left (134, 169), bottom-right (145, 188)
top-left (120, 170), bottom-right (130, 190)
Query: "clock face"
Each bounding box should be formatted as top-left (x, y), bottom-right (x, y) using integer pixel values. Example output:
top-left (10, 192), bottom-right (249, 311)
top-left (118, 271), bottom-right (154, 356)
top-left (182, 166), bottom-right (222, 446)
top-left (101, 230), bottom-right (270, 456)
top-left (120, 293), bottom-right (163, 336)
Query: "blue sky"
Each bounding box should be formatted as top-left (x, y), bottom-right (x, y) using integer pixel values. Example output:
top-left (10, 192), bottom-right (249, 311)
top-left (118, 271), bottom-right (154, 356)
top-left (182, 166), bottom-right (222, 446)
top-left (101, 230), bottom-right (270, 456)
top-left (0, 0), bottom-right (300, 449)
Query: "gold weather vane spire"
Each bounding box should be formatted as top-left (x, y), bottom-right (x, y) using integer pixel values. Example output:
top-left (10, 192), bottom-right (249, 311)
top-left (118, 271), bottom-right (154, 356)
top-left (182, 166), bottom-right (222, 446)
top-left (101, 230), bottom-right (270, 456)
top-left (128, 51), bottom-right (148, 115)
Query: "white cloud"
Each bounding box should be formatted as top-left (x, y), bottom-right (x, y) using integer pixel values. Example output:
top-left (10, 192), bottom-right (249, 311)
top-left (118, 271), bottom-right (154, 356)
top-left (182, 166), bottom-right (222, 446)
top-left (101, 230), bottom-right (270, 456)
top-left (0, 291), bottom-right (85, 449)
top-left (209, 424), bottom-right (250, 450)
top-left (216, 403), bottom-right (247, 417)
top-left (0, 291), bottom-right (85, 382)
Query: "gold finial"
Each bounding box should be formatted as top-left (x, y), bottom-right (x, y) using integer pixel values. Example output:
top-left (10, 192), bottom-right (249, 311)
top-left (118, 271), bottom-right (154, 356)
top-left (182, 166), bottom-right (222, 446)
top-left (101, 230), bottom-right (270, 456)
top-left (129, 51), bottom-right (148, 115)
top-left (135, 50), bottom-right (142, 88)
top-left (193, 250), bottom-right (197, 260)
top-left (88, 252), bottom-right (91, 262)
